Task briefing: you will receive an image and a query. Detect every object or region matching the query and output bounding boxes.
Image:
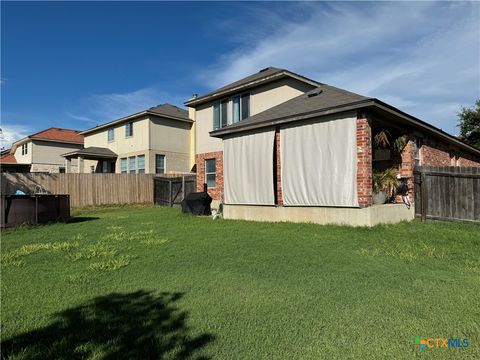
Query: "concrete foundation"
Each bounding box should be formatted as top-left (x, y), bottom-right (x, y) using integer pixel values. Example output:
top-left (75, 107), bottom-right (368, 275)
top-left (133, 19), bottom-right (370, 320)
top-left (223, 203), bottom-right (415, 227)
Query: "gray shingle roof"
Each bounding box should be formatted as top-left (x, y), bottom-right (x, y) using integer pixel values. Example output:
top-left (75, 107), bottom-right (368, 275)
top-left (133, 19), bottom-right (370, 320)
top-left (148, 103), bottom-right (189, 121)
top-left (185, 67), bottom-right (321, 106)
top-left (62, 147), bottom-right (117, 158)
top-left (81, 103), bottom-right (191, 135)
top-left (211, 84), bottom-right (371, 136)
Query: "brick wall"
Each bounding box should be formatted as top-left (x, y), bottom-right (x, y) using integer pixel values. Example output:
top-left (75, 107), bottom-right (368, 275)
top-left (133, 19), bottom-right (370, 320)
top-left (422, 136), bottom-right (480, 167)
top-left (396, 140), bottom-right (415, 203)
top-left (356, 117), bottom-right (373, 207)
top-left (196, 151), bottom-right (224, 200)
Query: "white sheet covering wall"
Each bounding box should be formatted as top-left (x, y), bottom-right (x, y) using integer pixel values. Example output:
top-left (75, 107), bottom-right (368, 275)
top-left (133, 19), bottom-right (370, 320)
top-left (280, 114), bottom-right (358, 207)
top-left (224, 130), bottom-right (275, 205)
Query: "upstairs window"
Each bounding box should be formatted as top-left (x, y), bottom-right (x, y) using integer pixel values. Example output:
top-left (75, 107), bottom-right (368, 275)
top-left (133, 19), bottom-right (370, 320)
top-left (232, 93), bottom-right (250, 123)
top-left (125, 122), bottom-right (133, 138)
top-left (213, 93), bottom-right (250, 129)
top-left (108, 127), bottom-right (114, 142)
top-left (241, 93), bottom-right (250, 120)
top-left (21, 143), bottom-right (28, 155)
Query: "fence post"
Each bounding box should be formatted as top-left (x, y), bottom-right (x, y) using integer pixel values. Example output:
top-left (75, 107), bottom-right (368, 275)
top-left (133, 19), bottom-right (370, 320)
top-left (420, 170), bottom-right (427, 222)
top-left (181, 176), bottom-right (185, 201)
top-left (169, 180), bottom-right (173, 207)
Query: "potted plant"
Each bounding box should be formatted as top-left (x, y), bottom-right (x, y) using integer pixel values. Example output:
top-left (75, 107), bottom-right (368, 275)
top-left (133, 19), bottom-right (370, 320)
top-left (372, 168), bottom-right (400, 204)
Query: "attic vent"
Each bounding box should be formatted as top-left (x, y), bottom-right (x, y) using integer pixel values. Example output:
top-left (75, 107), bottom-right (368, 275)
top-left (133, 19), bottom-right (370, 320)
top-left (308, 89), bottom-right (323, 98)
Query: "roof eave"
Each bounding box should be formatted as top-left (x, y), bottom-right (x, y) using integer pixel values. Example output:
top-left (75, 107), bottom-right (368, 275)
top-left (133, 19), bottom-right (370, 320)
top-left (211, 98), bottom-right (480, 157)
top-left (371, 99), bottom-right (480, 157)
top-left (210, 100), bottom-right (374, 138)
top-left (80, 111), bottom-right (149, 135)
top-left (185, 71), bottom-right (320, 107)
top-left (147, 111), bottom-right (193, 123)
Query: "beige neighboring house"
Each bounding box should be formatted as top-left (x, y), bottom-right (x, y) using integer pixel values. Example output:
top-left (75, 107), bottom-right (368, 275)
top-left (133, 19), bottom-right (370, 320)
top-left (0, 128), bottom-right (84, 173)
top-left (63, 104), bottom-right (194, 174)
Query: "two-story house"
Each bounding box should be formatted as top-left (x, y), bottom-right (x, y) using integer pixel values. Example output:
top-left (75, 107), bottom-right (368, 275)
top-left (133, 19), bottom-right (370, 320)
top-left (184, 67), bottom-right (319, 203)
top-left (63, 104), bottom-right (194, 174)
top-left (186, 67), bottom-right (480, 225)
top-left (0, 128), bottom-right (84, 173)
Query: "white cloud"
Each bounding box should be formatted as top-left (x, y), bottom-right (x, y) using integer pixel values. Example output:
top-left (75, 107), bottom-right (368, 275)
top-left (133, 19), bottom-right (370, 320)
top-left (200, 2), bottom-right (480, 135)
top-left (67, 87), bottom-right (189, 126)
top-left (0, 124), bottom-right (33, 150)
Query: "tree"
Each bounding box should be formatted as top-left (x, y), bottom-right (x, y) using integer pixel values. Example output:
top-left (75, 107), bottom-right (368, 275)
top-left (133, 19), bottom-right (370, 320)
top-left (457, 99), bottom-right (480, 149)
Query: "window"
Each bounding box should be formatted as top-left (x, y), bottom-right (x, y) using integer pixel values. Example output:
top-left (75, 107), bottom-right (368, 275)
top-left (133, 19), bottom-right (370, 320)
top-left (125, 122), bottom-right (133, 137)
top-left (241, 93), bottom-right (250, 120)
top-left (156, 154), bottom-right (165, 174)
top-left (221, 99), bottom-right (228, 128)
top-left (120, 158), bottom-right (127, 173)
top-left (137, 155), bottom-right (145, 174)
top-left (214, 93), bottom-right (250, 129)
top-left (128, 156), bottom-right (136, 174)
top-left (21, 143), bottom-right (28, 155)
top-left (108, 128), bottom-right (114, 142)
top-left (213, 102), bottom-right (220, 130)
top-left (232, 93), bottom-right (250, 123)
top-left (205, 159), bottom-right (216, 188)
top-left (59, 166), bottom-right (65, 174)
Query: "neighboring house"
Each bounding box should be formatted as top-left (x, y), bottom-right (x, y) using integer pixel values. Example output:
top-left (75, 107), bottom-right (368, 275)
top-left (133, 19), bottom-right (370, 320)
top-left (63, 104), bottom-right (194, 174)
top-left (185, 67), bottom-right (480, 226)
top-left (0, 128), bottom-right (83, 173)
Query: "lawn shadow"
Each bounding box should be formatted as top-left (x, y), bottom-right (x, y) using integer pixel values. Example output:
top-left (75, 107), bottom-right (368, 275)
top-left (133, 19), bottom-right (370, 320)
top-left (1, 290), bottom-right (215, 359)
top-left (67, 216), bottom-right (100, 224)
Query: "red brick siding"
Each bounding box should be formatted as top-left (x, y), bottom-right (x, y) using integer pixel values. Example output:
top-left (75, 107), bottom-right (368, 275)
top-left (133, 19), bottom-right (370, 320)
top-left (196, 151), bottom-right (224, 200)
top-left (421, 136), bottom-right (480, 167)
top-left (396, 140), bottom-right (415, 203)
top-left (356, 117), bottom-right (373, 207)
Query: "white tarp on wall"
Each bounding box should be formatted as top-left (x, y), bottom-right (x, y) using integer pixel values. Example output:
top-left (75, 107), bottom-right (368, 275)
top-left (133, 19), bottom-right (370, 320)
top-left (224, 130), bottom-right (275, 205)
top-left (280, 114), bottom-right (358, 207)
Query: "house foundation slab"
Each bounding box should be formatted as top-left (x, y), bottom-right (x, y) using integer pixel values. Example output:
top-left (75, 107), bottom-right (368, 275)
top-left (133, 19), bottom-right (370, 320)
top-left (223, 204), bottom-right (415, 227)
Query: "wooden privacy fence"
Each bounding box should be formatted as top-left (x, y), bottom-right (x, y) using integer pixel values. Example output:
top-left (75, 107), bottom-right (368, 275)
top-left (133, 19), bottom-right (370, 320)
top-left (1, 173), bottom-right (155, 208)
top-left (414, 166), bottom-right (480, 223)
top-left (154, 175), bottom-right (196, 207)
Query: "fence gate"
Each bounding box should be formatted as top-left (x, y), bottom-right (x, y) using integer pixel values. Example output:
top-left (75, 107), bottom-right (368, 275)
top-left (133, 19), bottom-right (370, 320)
top-left (414, 166), bottom-right (480, 223)
top-left (154, 175), bottom-right (196, 207)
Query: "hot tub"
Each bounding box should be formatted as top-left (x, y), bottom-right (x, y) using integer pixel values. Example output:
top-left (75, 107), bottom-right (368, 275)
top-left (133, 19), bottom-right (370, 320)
top-left (1, 195), bottom-right (70, 228)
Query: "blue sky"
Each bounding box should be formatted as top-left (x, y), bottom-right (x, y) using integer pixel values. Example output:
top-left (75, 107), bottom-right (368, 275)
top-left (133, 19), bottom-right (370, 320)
top-left (1, 1), bottom-right (479, 148)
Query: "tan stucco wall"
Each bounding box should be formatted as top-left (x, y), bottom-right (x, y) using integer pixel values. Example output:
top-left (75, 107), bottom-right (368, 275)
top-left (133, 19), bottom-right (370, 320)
top-left (82, 115), bottom-right (192, 174)
top-left (32, 140), bottom-right (82, 165)
top-left (13, 141), bottom-right (32, 164)
top-left (223, 204), bottom-right (415, 227)
top-left (84, 116), bottom-right (150, 155)
top-left (195, 77), bottom-right (316, 154)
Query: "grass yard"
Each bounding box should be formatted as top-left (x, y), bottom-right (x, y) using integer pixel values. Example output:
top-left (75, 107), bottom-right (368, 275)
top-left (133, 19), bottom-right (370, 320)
top-left (1, 206), bottom-right (479, 359)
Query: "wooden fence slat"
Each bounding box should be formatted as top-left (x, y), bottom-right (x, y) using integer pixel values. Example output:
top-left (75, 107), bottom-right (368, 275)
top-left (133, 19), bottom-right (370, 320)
top-left (414, 166), bottom-right (480, 223)
top-left (0, 173), bottom-right (158, 208)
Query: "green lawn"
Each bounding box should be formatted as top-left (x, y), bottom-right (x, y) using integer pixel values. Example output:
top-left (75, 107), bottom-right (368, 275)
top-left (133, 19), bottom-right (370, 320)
top-left (1, 206), bottom-right (479, 359)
